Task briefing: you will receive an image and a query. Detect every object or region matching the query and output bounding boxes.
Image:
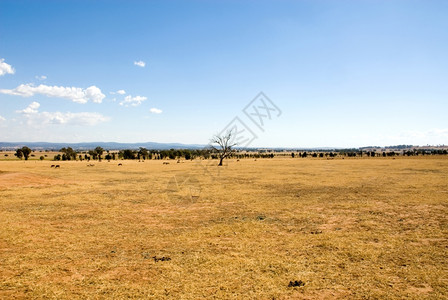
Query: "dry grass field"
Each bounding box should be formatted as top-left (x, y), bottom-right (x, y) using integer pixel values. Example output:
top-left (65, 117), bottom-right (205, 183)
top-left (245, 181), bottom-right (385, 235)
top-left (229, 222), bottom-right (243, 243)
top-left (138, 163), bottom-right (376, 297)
top-left (0, 157), bottom-right (447, 299)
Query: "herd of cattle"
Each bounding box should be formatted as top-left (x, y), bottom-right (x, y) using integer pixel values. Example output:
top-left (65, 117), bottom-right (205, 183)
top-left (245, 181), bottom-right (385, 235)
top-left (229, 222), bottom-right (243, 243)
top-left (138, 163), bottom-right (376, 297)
top-left (48, 159), bottom-right (199, 168)
top-left (50, 162), bottom-right (131, 168)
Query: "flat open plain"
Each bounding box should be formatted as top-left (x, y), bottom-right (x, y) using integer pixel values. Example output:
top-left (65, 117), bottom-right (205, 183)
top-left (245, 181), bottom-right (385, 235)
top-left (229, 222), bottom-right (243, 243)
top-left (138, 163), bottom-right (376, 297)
top-left (1, 157), bottom-right (447, 299)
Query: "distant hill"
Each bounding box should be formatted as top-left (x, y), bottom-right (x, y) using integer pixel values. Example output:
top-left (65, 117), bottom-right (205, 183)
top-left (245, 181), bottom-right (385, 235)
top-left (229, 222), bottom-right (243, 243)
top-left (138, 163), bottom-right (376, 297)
top-left (1, 142), bottom-right (446, 152)
top-left (0, 142), bottom-right (205, 151)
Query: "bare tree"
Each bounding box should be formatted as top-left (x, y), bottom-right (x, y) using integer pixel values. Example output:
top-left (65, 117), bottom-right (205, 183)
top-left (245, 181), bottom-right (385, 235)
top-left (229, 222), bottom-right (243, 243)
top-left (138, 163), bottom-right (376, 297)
top-left (210, 131), bottom-right (237, 166)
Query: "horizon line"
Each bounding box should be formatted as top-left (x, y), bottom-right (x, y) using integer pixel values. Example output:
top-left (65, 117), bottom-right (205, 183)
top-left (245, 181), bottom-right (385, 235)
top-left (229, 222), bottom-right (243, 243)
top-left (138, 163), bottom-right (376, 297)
top-left (1, 141), bottom-right (447, 150)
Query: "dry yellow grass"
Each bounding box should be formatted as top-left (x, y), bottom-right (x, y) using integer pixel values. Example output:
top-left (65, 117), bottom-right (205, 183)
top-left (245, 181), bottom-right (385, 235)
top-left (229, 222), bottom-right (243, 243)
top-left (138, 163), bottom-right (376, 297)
top-left (0, 157), bottom-right (447, 299)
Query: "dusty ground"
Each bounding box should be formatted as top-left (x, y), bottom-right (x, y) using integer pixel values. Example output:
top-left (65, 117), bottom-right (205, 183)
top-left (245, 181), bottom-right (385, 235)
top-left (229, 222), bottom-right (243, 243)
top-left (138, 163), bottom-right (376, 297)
top-left (0, 157), bottom-right (447, 299)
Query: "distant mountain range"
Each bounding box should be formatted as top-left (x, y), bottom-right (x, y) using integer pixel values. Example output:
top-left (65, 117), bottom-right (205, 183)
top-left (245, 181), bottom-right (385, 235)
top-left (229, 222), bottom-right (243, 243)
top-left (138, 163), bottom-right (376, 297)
top-left (0, 141), bottom-right (205, 151)
top-left (1, 142), bottom-right (446, 151)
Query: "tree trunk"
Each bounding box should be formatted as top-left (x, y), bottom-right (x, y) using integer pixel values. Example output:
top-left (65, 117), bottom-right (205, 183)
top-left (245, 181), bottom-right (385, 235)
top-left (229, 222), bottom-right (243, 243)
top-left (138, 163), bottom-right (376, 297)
top-left (218, 157), bottom-right (224, 166)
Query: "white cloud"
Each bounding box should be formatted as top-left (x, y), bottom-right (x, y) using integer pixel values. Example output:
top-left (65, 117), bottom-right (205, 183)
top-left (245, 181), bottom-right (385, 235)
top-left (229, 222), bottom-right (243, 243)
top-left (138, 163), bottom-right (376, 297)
top-left (134, 60), bottom-right (146, 67)
top-left (150, 107), bottom-right (162, 114)
top-left (397, 128), bottom-right (448, 141)
top-left (0, 115), bottom-right (6, 122)
top-left (0, 58), bottom-right (15, 76)
top-left (354, 128), bottom-right (448, 147)
top-left (35, 75), bottom-right (47, 80)
top-left (119, 95), bottom-right (147, 107)
top-left (426, 128), bottom-right (448, 137)
top-left (16, 102), bottom-right (109, 126)
top-left (39, 111), bottom-right (109, 125)
top-left (84, 86), bottom-right (105, 103)
top-left (0, 83), bottom-right (106, 104)
top-left (384, 129), bottom-right (442, 141)
top-left (16, 101), bottom-right (40, 114)
top-left (110, 89), bottom-right (126, 95)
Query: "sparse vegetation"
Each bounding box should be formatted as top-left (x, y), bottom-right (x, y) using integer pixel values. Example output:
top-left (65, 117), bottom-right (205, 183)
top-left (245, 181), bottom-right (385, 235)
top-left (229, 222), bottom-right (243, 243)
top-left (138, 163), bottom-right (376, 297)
top-left (0, 157), bottom-right (447, 299)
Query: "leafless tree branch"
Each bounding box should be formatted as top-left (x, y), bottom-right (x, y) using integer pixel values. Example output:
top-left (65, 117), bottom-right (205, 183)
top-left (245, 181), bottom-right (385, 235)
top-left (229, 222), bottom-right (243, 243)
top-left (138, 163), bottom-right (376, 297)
top-left (210, 130), bottom-right (237, 166)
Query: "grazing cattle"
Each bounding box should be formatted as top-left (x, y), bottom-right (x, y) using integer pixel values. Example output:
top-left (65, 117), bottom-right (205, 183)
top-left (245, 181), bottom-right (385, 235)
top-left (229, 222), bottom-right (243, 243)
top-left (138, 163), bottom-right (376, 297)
top-left (87, 163), bottom-right (95, 167)
top-left (55, 165), bottom-right (60, 168)
top-left (153, 256), bottom-right (171, 262)
top-left (163, 162), bottom-right (170, 165)
top-left (118, 163), bottom-right (122, 166)
top-left (51, 165), bottom-right (55, 168)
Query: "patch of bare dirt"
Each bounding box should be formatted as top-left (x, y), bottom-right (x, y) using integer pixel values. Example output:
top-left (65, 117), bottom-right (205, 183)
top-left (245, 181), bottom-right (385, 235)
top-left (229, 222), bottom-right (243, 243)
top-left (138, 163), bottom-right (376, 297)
top-left (318, 215), bottom-right (356, 231)
top-left (0, 172), bottom-right (65, 189)
top-left (406, 284), bottom-right (433, 295)
top-left (284, 288), bottom-right (351, 299)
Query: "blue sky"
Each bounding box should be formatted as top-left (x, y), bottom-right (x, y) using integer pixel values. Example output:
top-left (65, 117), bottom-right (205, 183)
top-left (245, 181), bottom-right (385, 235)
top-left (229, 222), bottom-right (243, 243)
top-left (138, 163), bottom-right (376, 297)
top-left (0, 0), bottom-right (447, 147)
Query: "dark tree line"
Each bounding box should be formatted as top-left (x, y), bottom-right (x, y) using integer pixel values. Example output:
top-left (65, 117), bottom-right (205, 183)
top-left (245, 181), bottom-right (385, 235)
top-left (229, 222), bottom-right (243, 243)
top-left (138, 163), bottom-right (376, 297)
top-left (290, 151), bottom-right (337, 158)
top-left (15, 146), bottom-right (32, 160)
top-left (9, 145), bottom-right (448, 162)
top-left (289, 149), bottom-right (448, 158)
